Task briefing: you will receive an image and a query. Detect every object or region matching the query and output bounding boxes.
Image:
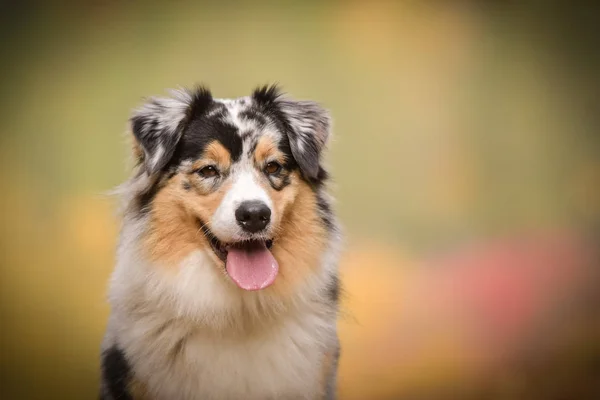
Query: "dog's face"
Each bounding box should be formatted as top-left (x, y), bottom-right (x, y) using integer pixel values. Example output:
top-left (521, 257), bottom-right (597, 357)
top-left (128, 85), bottom-right (334, 293)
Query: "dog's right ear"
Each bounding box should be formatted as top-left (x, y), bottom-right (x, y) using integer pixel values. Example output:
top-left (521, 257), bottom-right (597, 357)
top-left (130, 86), bottom-right (213, 175)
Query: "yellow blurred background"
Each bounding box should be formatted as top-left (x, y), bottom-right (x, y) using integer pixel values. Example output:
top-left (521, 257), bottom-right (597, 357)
top-left (1, 1), bottom-right (599, 399)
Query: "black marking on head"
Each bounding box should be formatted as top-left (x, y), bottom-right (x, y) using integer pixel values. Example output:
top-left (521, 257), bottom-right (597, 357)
top-left (239, 108), bottom-right (267, 127)
top-left (252, 85), bottom-right (290, 136)
top-left (206, 102), bottom-right (228, 119)
top-left (182, 181), bottom-right (191, 191)
top-left (169, 117), bottom-right (243, 166)
top-left (252, 84), bottom-right (283, 105)
top-left (187, 85), bottom-right (214, 121)
top-left (316, 192), bottom-right (335, 231)
top-left (131, 86), bottom-right (213, 175)
top-left (100, 347), bottom-right (133, 400)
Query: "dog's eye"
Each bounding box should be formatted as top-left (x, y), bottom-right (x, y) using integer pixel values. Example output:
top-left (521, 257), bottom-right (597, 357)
top-left (264, 161), bottom-right (282, 175)
top-left (197, 165), bottom-right (219, 178)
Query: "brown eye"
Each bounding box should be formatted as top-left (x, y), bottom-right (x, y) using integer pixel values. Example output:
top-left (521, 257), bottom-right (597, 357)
top-left (264, 161), bottom-right (282, 175)
top-left (197, 165), bottom-right (219, 178)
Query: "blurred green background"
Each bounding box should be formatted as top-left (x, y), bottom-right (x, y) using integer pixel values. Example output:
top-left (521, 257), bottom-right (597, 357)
top-left (1, 1), bottom-right (599, 399)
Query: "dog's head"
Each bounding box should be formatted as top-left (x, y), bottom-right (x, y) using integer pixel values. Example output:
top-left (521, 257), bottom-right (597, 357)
top-left (126, 85), bottom-right (335, 293)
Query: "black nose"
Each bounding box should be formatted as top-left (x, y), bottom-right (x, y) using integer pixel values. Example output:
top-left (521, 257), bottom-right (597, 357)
top-left (235, 201), bottom-right (271, 233)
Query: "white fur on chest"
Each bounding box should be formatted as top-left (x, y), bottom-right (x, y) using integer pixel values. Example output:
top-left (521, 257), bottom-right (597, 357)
top-left (108, 237), bottom-right (339, 400)
top-left (119, 309), bottom-right (334, 400)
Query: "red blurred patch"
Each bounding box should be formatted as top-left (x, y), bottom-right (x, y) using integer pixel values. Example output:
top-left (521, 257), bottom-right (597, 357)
top-left (422, 230), bottom-right (596, 359)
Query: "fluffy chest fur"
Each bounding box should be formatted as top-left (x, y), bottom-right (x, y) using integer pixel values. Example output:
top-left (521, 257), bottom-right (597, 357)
top-left (105, 237), bottom-right (340, 400)
top-left (116, 302), bottom-right (336, 400)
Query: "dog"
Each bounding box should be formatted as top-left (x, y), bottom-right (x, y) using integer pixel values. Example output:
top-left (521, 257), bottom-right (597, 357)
top-left (100, 84), bottom-right (342, 400)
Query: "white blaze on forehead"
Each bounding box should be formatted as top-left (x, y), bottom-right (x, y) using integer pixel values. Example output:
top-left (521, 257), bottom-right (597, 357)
top-left (213, 97), bottom-right (260, 136)
top-left (210, 170), bottom-right (274, 241)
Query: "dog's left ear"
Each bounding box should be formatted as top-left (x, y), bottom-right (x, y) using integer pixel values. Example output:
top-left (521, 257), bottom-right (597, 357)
top-left (278, 98), bottom-right (331, 180)
top-left (130, 87), bottom-right (213, 175)
top-left (130, 93), bottom-right (190, 175)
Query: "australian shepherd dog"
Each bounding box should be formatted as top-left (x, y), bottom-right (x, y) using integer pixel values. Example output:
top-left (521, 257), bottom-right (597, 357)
top-left (100, 84), bottom-right (342, 400)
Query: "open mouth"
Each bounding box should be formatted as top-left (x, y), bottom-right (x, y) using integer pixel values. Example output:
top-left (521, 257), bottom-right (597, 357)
top-left (197, 219), bottom-right (278, 291)
top-left (201, 226), bottom-right (274, 262)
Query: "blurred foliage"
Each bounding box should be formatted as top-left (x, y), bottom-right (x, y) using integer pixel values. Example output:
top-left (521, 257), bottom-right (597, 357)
top-left (0, 1), bottom-right (599, 399)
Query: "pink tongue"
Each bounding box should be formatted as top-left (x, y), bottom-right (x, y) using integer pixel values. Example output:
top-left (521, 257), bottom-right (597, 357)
top-left (226, 242), bottom-right (279, 291)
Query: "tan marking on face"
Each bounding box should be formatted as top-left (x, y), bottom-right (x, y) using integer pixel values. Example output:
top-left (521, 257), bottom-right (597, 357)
top-left (143, 174), bottom-right (231, 266)
top-left (268, 175), bottom-right (329, 298)
top-left (192, 140), bottom-right (231, 171)
top-left (253, 136), bottom-right (295, 229)
top-left (144, 136), bottom-right (329, 298)
top-left (254, 135), bottom-right (286, 165)
top-left (261, 171), bottom-right (296, 229)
